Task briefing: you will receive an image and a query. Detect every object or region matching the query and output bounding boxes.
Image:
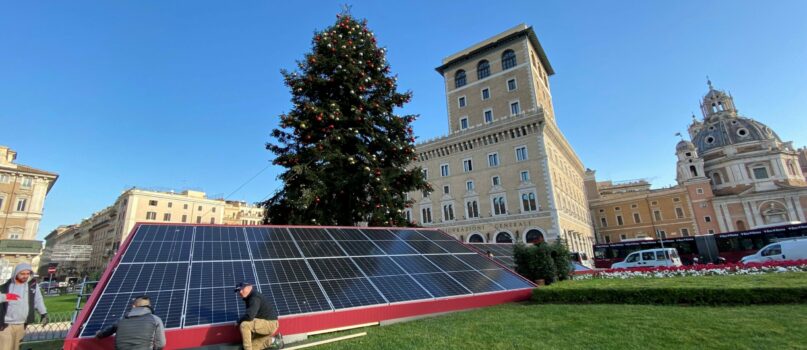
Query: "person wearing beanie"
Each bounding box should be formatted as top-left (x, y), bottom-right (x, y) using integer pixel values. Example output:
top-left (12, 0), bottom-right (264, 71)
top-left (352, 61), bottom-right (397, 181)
top-left (0, 262), bottom-right (49, 350)
top-left (96, 295), bottom-right (166, 350)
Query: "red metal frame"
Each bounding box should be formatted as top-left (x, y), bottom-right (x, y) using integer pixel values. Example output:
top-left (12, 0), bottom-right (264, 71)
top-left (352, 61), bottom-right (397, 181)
top-left (64, 223), bottom-right (535, 350)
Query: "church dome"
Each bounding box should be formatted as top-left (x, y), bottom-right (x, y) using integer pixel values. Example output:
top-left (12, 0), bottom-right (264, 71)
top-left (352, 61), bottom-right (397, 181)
top-left (676, 140), bottom-right (696, 152)
top-left (691, 116), bottom-right (781, 154)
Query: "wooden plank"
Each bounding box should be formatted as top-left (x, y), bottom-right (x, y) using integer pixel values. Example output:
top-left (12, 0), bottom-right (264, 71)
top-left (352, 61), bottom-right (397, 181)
top-left (285, 332), bottom-right (367, 350)
top-left (306, 322), bottom-right (378, 336)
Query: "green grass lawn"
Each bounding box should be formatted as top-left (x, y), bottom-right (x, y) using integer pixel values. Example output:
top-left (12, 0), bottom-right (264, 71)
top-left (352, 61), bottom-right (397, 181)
top-left (44, 294), bottom-right (80, 314)
top-left (313, 303), bottom-right (807, 350)
top-left (547, 271), bottom-right (807, 290)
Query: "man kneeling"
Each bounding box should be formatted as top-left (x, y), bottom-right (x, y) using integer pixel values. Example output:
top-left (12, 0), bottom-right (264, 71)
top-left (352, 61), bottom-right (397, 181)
top-left (235, 282), bottom-right (282, 349)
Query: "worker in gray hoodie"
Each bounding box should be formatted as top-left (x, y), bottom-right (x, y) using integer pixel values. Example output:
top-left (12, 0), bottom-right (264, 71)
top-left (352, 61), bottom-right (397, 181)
top-left (0, 262), bottom-right (49, 350)
top-left (96, 295), bottom-right (166, 350)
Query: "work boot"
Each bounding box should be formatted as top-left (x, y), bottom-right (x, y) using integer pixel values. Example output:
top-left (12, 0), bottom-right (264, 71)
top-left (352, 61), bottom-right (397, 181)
top-left (273, 333), bottom-right (284, 349)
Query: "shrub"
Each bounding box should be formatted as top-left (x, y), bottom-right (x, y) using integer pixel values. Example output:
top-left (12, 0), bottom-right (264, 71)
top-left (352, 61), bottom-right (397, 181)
top-left (514, 242), bottom-right (561, 285)
top-left (532, 286), bottom-right (807, 305)
top-left (551, 239), bottom-right (572, 282)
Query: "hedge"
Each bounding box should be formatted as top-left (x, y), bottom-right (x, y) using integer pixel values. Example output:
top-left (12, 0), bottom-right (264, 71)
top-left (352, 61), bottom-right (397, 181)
top-left (532, 287), bottom-right (807, 305)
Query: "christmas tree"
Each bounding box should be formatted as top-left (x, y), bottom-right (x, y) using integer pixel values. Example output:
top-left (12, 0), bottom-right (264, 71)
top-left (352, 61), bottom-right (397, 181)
top-left (262, 12), bottom-right (430, 226)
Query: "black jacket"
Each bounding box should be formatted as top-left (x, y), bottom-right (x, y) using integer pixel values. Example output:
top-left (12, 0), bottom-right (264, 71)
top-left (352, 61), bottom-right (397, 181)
top-left (0, 279), bottom-right (37, 330)
top-left (239, 290), bottom-right (277, 323)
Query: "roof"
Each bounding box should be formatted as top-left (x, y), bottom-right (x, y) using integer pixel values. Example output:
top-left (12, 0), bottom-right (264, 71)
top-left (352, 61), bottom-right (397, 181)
top-left (0, 240), bottom-right (43, 255)
top-left (435, 24), bottom-right (554, 76)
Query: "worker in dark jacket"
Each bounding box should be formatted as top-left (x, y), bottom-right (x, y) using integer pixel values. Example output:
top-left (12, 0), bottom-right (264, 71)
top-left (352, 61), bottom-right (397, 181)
top-left (235, 282), bottom-right (283, 350)
top-left (0, 263), bottom-right (48, 350)
top-left (96, 295), bottom-right (166, 350)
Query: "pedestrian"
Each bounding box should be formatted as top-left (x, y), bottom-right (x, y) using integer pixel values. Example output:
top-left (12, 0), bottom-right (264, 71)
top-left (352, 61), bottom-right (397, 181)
top-left (0, 262), bottom-right (49, 350)
top-left (95, 295), bottom-right (166, 350)
top-left (235, 282), bottom-right (283, 350)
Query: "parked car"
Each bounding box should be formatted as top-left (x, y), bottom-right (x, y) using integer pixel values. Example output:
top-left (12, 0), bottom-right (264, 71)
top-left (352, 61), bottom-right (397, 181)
top-left (610, 248), bottom-right (683, 269)
top-left (740, 238), bottom-right (807, 264)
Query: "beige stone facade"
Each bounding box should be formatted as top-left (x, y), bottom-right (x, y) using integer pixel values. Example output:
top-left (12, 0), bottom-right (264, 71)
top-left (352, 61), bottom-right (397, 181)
top-left (409, 24), bottom-right (595, 258)
top-left (0, 146), bottom-right (58, 271)
top-left (586, 82), bottom-right (807, 243)
top-left (44, 188), bottom-right (264, 275)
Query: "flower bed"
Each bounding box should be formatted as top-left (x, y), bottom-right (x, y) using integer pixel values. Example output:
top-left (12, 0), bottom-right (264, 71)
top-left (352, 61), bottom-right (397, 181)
top-left (574, 259), bottom-right (807, 280)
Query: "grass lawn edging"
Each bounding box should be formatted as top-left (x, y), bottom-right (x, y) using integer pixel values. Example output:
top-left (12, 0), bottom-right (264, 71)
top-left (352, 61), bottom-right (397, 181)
top-left (532, 272), bottom-right (807, 305)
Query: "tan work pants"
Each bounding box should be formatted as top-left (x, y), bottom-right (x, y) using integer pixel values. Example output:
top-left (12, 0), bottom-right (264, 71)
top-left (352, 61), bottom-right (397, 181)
top-left (239, 318), bottom-right (279, 350)
top-left (0, 324), bottom-right (26, 350)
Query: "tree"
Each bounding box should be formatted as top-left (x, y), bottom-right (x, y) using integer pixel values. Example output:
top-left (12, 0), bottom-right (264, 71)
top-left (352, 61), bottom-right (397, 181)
top-left (262, 12), bottom-right (430, 226)
top-left (550, 239), bottom-right (572, 281)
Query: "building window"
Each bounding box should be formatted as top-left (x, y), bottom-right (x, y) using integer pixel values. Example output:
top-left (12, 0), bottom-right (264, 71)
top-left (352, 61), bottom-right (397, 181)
top-left (0, 197), bottom-right (4, 211)
top-left (658, 230), bottom-right (667, 239)
top-left (212, 207), bottom-right (216, 213)
top-left (696, 188), bottom-right (704, 194)
top-left (460, 117), bottom-right (469, 130)
top-left (521, 192), bottom-right (537, 212)
top-left (440, 164), bottom-right (449, 177)
top-left (184, 204), bottom-right (189, 210)
top-left (462, 158), bottom-right (473, 172)
top-left (711, 172), bottom-right (723, 186)
top-left (604, 235), bottom-right (611, 243)
top-left (676, 207), bottom-right (685, 219)
top-left (673, 197), bottom-right (680, 202)
top-left (422, 190), bottom-right (430, 198)
top-left (488, 153), bottom-right (499, 167)
top-left (405, 209), bottom-right (412, 223)
top-left (616, 215), bottom-right (624, 226)
top-left (481, 88), bottom-right (490, 100)
top-left (704, 216), bottom-right (712, 223)
top-left (210, 217), bottom-right (215, 224)
top-left (620, 234), bottom-right (628, 241)
top-left (421, 207), bottom-right (433, 224)
top-left (422, 169), bottom-right (428, 180)
top-left (502, 49), bottom-right (517, 70)
top-left (9, 232), bottom-right (21, 239)
top-left (492, 196), bottom-right (507, 216)
top-left (15, 198), bottom-right (27, 212)
top-left (633, 213), bottom-right (641, 223)
top-left (752, 166), bottom-right (769, 179)
top-left (484, 109), bottom-right (493, 123)
top-left (600, 217), bottom-right (607, 228)
top-left (466, 200), bottom-right (480, 218)
top-left (443, 185), bottom-right (450, 194)
top-left (0, 174), bottom-right (9, 183)
top-left (466, 181), bottom-right (475, 191)
top-left (515, 146), bottom-right (528, 161)
top-left (21, 177), bottom-right (33, 188)
top-left (651, 201), bottom-right (658, 206)
top-left (681, 228), bottom-right (690, 237)
top-left (654, 210), bottom-right (662, 221)
top-left (708, 229), bottom-right (715, 234)
top-left (196, 216), bottom-right (202, 224)
top-left (458, 96), bottom-right (466, 108)
top-left (615, 206), bottom-right (621, 211)
top-left (454, 69), bottom-right (466, 88)
top-left (507, 78), bottom-right (517, 91)
top-left (198, 206), bottom-right (203, 211)
top-left (146, 211), bottom-right (157, 220)
top-left (168, 202), bottom-right (173, 208)
top-left (492, 176), bottom-right (501, 187)
top-left (700, 202), bottom-right (708, 208)
top-left (477, 60), bottom-right (490, 79)
top-left (520, 171), bottom-right (530, 182)
top-left (510, 101), bottom-right (520, 115)
top-left (443, 204), bottom-right (455, 221)
top-left (182, 214), bottom-right (187, 223)
top-left (149, 200), bottom-right (158, 206)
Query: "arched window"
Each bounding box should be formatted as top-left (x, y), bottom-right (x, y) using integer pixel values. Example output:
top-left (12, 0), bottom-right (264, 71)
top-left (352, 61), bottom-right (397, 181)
top-left (711, 172), bottom-right (723, 186)
top-left (454, 69), bottom-right (467, 88)
top-left (525, 229), bottom-right (544, 244)
top-left (477, 60), bottom-right (490, 79)
top-left (502, 50), bottom-right (517, 70)
top-left (735, 220), bottom-right (747, 231)
top-left (469, 233), bottom-right (485, 243)
top-left (495, 232), bottom-right (513, 243)
top-left (689, 165), bottom-right (698, 177)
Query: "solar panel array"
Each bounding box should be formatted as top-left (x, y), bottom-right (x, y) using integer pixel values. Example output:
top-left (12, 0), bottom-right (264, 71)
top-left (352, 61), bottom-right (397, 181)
top-left (470, 244), bottom-right (515, 268)
top-left (80, 225), bottom-right (533, 337)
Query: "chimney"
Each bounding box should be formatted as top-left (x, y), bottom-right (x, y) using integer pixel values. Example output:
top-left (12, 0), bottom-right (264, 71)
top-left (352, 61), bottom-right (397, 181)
top-left (0, 146), bottom-right (17, 167)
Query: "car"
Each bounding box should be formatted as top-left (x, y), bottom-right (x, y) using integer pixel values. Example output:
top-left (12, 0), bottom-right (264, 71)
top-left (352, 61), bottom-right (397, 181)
top-left (740, 237), bottom-right (807, 264)
top-left (611, 248), bottom-right (683, 269)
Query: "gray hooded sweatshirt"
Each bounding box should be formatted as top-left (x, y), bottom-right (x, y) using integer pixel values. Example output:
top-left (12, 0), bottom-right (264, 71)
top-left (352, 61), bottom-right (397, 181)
top-left (0, 263), bottom-right (47, 324)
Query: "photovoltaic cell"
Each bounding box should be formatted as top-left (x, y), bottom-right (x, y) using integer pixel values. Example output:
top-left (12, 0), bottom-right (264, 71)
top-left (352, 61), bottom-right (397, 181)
top-left (80, 224), bottom-right (534, 338)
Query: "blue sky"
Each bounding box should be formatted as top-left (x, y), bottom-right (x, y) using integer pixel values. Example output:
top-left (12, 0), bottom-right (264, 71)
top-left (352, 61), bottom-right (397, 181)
top-left (1, 1), bottom-right (805, 240)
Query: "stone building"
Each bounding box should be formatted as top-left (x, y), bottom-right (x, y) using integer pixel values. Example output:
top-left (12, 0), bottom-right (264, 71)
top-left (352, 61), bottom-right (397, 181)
top-left (409, 24), bottom-right (595, 258)
top-left (0, 146), bottom-right (58, 271)
top-left (587, 81), bottom-right (807, 242)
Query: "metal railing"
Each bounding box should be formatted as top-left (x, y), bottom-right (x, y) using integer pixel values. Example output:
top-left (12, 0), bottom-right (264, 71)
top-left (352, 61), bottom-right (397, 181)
top-left (22, 278), bottom-right (98, 343)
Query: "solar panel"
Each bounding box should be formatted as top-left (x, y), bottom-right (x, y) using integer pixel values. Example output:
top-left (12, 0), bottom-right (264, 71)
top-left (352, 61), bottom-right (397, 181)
top-left (78, 225), bottom-right (533, 338)
top-left (469, 243), bottom-right (516, 268)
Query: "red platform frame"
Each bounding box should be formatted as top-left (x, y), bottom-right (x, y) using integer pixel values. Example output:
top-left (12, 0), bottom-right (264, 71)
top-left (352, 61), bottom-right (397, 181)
top-left (64, 223), bottom-right (535, 350)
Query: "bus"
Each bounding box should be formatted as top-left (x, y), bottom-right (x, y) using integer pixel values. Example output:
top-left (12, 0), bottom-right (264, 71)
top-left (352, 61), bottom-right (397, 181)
top-left (593, 222), bottom-right (807, 268)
